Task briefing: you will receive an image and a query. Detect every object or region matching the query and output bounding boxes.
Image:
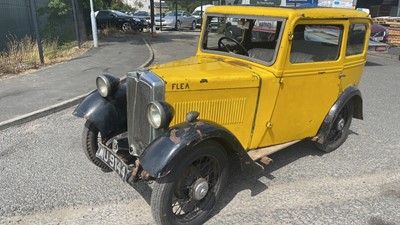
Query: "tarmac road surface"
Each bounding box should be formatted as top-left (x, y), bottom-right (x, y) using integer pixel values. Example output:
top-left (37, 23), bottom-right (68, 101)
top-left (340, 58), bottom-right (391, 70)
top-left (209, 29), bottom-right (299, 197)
top-left (0, 32), bottom-right (400, 224)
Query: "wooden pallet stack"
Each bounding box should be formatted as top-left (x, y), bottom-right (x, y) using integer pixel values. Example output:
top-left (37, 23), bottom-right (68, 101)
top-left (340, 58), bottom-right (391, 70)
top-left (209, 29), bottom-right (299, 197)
top-left (373, 17), bottom-right (400, 47)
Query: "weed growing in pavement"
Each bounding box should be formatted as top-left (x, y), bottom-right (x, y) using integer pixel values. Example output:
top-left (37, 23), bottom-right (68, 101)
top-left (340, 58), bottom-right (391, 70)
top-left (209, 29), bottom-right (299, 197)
top-left (99, 26), bottom-right (147, 37)
top-left (0, 34), bottom-right (91, 77)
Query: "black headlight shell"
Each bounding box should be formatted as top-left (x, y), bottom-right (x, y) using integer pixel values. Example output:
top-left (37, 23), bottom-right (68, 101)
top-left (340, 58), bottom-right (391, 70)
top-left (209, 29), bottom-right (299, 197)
top-left (147, 101), bottom-right (174, 129)
top-left (96, 74), bottom-right (120, 97)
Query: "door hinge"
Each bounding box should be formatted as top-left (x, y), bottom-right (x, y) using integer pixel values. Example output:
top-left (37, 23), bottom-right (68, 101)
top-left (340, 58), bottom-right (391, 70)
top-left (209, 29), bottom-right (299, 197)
top-left (266, 121), bottom-right (273, 128)
top-left (339, 73), bottom-right (346, 78)
top-left (279, 77), bottom-right (284, 84)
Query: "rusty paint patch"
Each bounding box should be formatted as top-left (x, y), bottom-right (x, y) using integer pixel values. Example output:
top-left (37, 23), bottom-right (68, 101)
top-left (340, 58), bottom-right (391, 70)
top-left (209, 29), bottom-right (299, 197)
top-left (195, 121), bottom-right (205, 128)
top-left (196, 130), bottom-right (204, 138)
top-left (170, 129), bottom-right (181, 144)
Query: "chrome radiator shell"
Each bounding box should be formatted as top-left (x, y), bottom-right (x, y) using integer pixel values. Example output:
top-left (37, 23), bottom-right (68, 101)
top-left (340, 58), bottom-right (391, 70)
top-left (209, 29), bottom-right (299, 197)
top-left (126, 71), bottom-right (164, 156)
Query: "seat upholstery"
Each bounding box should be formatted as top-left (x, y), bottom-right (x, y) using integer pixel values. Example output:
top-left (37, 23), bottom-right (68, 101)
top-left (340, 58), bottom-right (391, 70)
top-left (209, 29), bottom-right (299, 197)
top-left (248, 48), bottom-right (275, 62)
top-left (290, 52), bottom-right (314, 63)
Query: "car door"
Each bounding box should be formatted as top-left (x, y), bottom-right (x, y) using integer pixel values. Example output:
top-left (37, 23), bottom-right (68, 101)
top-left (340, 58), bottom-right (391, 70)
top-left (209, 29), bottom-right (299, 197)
top-left (261, 21), bottom-right (346, 145)
top-left (96, 11), bottom-right (108, 28)
top-left (182, 11), bottom-right (191, 27)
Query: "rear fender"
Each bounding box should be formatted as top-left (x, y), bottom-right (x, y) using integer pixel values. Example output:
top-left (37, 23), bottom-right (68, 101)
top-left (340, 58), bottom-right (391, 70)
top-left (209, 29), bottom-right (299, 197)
top-left (140, 121), bottom-right (261, 179)
top-left (73, 85), bottom-right (127, 140)
top-left (316, 86), bottom-right (363, 144)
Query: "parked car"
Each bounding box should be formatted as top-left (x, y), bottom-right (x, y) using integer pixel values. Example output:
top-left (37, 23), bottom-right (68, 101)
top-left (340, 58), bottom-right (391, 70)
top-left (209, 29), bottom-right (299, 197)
top-left (131, 10), bottom-right (151, 25)
top-left (154, 12), bottom-right (165, 19)
top-left (192, 4), bottom-right (214, 28)
top-left (370, 23), bottom-right (389, 43)
top-left (368, 39), bottom-right (390, 53)
top-left (74, 6), bottom-right (371, 225)
top-left (96, 10), bottom-right (146, 32)
top-left (155, 10), bottom-right (196, 30)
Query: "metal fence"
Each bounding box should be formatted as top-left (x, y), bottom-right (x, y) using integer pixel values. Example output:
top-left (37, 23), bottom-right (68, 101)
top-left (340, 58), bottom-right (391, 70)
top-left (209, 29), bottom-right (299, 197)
top-left (0, 0), bottom-right (87, 51)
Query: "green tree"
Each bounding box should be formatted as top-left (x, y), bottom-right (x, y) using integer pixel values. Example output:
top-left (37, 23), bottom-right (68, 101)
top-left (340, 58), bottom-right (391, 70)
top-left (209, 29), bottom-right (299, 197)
top-left (37, 0), bottom-right (72, 40)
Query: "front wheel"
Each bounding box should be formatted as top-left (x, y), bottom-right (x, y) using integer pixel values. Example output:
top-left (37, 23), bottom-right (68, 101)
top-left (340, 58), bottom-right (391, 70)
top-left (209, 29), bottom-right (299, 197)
top-left (82, 121), bottom-right (112, 172)
top-left (151, 140), bottom-right (228, 225)
top-left (121, 22), bottom-right (132, 32)
top-left (315, 103), bottom-right (353, 152)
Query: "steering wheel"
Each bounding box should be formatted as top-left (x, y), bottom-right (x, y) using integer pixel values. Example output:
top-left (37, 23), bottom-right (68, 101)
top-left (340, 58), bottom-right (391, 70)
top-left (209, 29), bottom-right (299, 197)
top-left (218, 37), bottom-right (249, 56)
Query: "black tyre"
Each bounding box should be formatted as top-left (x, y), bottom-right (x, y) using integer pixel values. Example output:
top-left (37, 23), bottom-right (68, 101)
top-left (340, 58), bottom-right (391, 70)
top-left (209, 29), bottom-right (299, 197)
top-left (176, 21), bottom-right (181, 31)
top-left (151, 140), bottom-right (228, 225)
top-left (121, 22), bottom-right (131, 32)
top-left (190, 21), bottom-right (196, 30)
top-left (315, 103), bottom-right (354, 152)
top-left (82, 121), bottom-right (112, 172)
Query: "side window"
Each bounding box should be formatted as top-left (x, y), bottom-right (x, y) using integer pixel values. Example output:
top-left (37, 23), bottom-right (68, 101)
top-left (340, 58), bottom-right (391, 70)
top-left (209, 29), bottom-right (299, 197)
top-left (290, 24), bottom-right (343, 63)
top-left (97, 11), bottom-right (106, 18)
top-left (346, 24), bottom-right (366, 56)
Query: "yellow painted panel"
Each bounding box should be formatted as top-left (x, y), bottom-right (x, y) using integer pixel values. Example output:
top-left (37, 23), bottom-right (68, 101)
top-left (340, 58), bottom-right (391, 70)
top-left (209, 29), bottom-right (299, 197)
top-left (260, 73), bottom-right (340, 146)
top-left (151, 56), bottom-right (260, 92)
top-left (166, 88), bottom-right (259, 148)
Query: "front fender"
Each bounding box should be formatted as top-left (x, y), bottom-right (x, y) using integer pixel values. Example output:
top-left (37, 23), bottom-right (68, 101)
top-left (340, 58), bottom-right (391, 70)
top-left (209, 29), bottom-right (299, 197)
top-left (73, 85), bottom-right (127, 139)
top-left (140, 120), bottom-right (261, 179)
top-left (316, 86), bottom-right (363, 144)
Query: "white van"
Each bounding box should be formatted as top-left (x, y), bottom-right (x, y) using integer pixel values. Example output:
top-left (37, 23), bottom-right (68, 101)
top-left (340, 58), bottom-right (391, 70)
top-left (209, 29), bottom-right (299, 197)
top-left (192, 4), bottom-right (214, 28)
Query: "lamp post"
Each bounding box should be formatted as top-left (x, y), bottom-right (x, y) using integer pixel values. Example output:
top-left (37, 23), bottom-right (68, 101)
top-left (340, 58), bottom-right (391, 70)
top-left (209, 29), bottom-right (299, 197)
top-left (89, 0), bottom-right (98, 47)
top-left (174, 0), bottom-right (178, 30)
top-left (150, 0), bottom-right (155, 35)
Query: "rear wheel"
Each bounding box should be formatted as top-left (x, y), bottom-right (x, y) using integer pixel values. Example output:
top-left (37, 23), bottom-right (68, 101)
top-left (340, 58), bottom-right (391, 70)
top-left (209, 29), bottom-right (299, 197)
top-left (82, 121), bottom-right (112, 172)
top-left (190, 21), bottom-right (196, 30)
top-left (176, 21), bottom-right (181, 31)
top-left (315, 103), bottom-right (353, 152)
top-left (151, 140), bottom-right (228, 225)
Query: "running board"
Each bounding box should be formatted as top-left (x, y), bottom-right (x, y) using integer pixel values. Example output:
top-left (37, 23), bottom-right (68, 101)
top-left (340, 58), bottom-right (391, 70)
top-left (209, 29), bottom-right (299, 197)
top-left (247, 140), bottom-right (301, 161)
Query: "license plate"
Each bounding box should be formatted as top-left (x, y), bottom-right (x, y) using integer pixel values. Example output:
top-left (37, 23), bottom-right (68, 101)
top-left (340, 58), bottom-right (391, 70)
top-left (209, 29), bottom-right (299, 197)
top-left (96, 143), bottom-right (132, 182)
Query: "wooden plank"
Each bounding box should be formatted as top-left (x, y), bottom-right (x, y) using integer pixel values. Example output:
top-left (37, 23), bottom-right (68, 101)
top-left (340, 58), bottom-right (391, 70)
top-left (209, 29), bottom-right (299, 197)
top-left (247, 140), bottom-right (301, 161)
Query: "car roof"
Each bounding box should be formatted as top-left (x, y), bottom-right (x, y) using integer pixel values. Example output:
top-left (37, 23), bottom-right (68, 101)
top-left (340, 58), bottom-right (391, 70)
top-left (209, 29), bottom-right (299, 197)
top-left (206, 6), bottom-right (370, 19)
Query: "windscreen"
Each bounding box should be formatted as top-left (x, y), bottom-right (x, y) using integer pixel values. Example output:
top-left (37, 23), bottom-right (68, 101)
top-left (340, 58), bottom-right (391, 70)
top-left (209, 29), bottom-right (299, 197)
top-left (202, 14), bottom-right (285, 64)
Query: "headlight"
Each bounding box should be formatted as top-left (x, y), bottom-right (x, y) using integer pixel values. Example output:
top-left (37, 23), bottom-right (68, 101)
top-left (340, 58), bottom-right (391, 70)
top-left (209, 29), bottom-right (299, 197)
top-left (147, 101), bottom-right (173, 129)
top-left (96, 74), bottom-right (120, 97)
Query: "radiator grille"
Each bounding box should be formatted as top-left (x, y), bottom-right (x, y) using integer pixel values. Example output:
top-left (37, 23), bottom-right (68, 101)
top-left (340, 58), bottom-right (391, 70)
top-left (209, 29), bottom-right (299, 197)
top-left (127, 71), bottom-right (164, 156)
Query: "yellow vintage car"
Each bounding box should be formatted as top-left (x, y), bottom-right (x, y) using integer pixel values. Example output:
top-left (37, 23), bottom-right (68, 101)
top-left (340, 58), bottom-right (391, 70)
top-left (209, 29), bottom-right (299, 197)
top-left (74, 5), bottom-right (371, 225)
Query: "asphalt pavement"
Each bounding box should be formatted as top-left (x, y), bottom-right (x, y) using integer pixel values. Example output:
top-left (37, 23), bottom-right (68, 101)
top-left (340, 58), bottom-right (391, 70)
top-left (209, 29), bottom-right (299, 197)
top-left (0, 34), bottom-right (153, 130)
top-left (0, 30), bottom-right (398, 131)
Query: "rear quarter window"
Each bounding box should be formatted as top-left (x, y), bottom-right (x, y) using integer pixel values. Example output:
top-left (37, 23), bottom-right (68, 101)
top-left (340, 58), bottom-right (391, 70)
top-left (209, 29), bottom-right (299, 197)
top-left (346, 24), bottom-right (367, 56)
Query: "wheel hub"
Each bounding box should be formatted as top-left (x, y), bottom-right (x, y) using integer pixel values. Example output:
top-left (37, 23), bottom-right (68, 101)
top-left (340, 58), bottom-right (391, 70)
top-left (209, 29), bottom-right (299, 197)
top-left (192, 178), bottom-right (209, 201)
top-left (336, 117), bottom-right (345, 131)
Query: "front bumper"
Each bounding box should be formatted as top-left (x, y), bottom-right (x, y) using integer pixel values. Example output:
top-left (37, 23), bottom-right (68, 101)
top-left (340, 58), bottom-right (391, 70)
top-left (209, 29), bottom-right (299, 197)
top-left (155, 21), bottom-right (176, 29)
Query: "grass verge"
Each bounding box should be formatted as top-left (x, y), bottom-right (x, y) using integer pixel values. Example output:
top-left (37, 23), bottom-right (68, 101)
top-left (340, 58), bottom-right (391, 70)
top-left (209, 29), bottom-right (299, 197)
top-left (0, 35), bottom-right (91, 78)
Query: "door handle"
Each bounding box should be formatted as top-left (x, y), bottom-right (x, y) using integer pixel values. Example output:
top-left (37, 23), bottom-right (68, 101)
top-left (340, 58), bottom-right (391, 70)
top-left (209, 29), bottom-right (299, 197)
top-left (339, 73), bottom-right (346, 78)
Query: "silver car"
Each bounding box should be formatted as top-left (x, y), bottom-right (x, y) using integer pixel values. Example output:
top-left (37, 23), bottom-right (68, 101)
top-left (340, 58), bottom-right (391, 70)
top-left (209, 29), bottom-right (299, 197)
top-left (155, 10), bottom-right (196, 30)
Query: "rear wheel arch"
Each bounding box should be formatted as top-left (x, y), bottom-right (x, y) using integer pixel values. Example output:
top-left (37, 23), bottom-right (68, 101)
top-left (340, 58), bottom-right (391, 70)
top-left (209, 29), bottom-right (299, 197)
top-left (314, 86), bottom-right (363, 152)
